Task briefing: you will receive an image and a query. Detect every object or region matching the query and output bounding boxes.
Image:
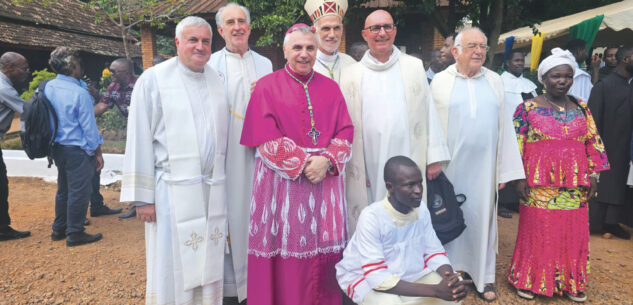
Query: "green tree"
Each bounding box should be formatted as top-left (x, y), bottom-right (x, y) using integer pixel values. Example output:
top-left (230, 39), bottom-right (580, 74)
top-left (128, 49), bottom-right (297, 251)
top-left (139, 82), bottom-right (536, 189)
top-left (83, 0), bottom-right (189, 59)
top-left (239, 0), bottom-right (618, 68)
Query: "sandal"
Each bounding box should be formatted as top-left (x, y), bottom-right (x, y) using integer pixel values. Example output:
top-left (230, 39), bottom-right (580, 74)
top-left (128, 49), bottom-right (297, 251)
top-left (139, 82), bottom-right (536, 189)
top-left (517, 289), bottom-right (534, 300)
top-left (566, 291), bottom-right (587, 302)
top-left (478, 284), bottom-right (497, 302)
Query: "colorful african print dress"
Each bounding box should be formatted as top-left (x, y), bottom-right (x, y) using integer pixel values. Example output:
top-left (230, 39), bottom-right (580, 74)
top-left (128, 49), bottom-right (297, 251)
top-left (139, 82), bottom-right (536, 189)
top-left (507, 99), bottom-right (609, 297)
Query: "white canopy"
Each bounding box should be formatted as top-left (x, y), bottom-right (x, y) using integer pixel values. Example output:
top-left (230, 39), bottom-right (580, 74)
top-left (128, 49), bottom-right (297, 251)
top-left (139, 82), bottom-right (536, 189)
top-left (497, 0), bottom-right (633, 49)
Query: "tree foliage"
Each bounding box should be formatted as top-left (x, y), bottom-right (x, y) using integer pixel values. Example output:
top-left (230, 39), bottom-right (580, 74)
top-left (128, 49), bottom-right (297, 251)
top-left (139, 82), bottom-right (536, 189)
top-left (19, 69), bottom-right (56, 101)
top-left (83, 0), bottom-right (189, 58)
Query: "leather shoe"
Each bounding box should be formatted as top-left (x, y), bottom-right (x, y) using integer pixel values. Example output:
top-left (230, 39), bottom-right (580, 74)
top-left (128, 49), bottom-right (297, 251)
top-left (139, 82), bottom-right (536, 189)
top-left (118, 206), bottom-right (136, 219)
top-left (84, 219), bottom-right (91, 226)
top-left (90, 205), bottom-right (122, 217)
top-left (66, 232), bottom-right (103, 247)
top-left (0, 226), bottom-right (31, 241)
top-left (605, 224), bottom-right (631, 240)
top-left (51, 230), bottom-right (65, 241)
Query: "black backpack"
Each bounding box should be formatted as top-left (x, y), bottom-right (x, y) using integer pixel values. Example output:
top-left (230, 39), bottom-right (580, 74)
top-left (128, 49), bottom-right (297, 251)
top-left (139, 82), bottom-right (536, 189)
top-left (426, 172), bottom-right (466, 244)
top-left (20, 80), bottom-right (58, 168)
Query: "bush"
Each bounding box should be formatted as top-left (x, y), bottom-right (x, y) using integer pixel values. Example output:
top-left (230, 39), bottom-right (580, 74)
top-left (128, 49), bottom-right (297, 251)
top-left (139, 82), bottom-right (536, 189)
top-left (20, 69), bottom-right (56, 101)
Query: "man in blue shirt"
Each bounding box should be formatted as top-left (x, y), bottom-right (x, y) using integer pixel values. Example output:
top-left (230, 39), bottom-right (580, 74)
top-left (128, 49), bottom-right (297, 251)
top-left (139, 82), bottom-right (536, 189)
top-left (45, 47), bottom-right (104, 247)
top-left (0, 52), bottom-right (31, 241)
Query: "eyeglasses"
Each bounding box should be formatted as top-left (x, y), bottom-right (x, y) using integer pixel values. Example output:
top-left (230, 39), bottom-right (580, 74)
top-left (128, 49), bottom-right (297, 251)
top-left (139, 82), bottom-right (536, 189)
top-left (363, 24), bottom-right (395, 34)
top-left (458, 43), bottom-right (490, 52)
top-left (110, 69), bottom-right (129, 75)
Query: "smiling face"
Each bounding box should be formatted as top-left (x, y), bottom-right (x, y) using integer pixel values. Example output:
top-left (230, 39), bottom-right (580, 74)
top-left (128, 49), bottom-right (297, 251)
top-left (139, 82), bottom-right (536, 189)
top-left (315, 15), bottom-right (343, 55)
top-left (175, 25), bottom-right (212, 72)
top-left (218, 5), bottom-right (251, 55)
top-left (109, 60), bottom-right (131, 85)
top-left (283, 31), bottom-right (317, 76)
top-left (362, 10), bottom-right (396, 62)
top-left (543, 64), bottom-right (574, 98)
top-left (386, 165), bottom-right (423, 214)
top-left (453, 30), bottom-right (487, 76)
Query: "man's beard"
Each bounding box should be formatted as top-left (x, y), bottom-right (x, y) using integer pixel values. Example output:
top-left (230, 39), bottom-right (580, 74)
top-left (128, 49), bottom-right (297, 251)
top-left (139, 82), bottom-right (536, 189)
top-left (318, 38), bottom-right (340, 54)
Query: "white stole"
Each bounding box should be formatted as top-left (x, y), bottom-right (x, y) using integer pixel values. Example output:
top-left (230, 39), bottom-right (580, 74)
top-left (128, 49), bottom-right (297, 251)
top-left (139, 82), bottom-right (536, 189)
top-left (340, 51), bottom-right (449, 233)
top-left (208, 48), bottom-right (272, 93)
top-left (154, 58), bottom-right (228, 291)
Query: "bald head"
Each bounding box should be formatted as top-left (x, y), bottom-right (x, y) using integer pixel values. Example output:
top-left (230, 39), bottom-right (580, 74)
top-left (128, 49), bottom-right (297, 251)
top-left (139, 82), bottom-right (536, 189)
top-left (0, 52), bottom-right (29, 87)
top-left (364, 10), bottom-right (392, 28)
top-left (109, 58), bottom-right (133, 85)
top-left (384, 156), bottom-right (419, 183)
top-left (362, 10), bottom-right (397, 63)
top-left (0, 52), bottom-right (26, 71)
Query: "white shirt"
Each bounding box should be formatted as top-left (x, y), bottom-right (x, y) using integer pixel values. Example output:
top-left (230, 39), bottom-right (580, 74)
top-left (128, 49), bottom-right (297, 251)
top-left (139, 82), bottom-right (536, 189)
top-left (568, 67), bottom-right (593, 102)
top-left (336, 198), bottom-right (450, 304)
top-left (501, 71), bottom-right (537, 118)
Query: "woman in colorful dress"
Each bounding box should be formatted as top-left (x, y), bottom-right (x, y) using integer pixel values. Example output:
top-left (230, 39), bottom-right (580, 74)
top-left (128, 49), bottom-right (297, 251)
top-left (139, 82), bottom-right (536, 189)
top-left (508, 48), bottom-right (610, 302)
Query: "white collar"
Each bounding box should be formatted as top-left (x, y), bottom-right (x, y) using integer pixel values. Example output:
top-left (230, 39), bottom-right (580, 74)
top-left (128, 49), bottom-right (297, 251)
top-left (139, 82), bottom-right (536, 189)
top-left (225, 47), bottom-right (252, 59)
top-left (361, 46), bottom-right (400, 71)
top-left (317, 49), bottom-right (338, 63)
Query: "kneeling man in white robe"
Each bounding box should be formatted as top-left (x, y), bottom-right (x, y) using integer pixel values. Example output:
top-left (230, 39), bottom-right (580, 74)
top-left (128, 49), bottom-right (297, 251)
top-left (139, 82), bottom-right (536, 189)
top-left (121, 16), bottom-right (229, 305)
top-left (336, 156), bottom-right (471, 305)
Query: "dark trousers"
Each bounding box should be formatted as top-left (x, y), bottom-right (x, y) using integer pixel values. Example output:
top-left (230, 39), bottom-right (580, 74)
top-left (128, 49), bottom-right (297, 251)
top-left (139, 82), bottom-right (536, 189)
top-left (0, 147), bottom-right (10, 228)
top-left (52, 146), bottom-right (95, 235)
top-left (90, 170), bottom-right (104, 210)
top-left (589, 199), bottom-right (624, 227)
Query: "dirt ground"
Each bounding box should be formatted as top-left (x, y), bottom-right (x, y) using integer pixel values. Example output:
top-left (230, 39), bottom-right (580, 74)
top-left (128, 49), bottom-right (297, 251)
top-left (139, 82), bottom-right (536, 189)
top-left (1, 177), bottom-right (632, 305)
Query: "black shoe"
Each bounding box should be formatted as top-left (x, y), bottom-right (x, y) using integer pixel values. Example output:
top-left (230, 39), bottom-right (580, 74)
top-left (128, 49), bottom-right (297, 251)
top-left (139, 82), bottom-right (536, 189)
top-left (118, 206), bottom-right (136, 219)
top-left (51, 230), bottom-right (66, 241)
top-left (84, 219), bottom-right (91, 226)
top-left (66, 232), bottom-right (103, 247)
top-left (604, 224), bottom-right (631, 240)
top-left (90, 205), bottom-right (123, 217)
top-left (0, 226), bottom-right (31, 241)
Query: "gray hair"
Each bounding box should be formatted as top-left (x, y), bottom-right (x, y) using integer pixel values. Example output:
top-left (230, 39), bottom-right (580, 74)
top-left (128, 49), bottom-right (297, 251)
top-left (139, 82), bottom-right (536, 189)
top-left (312, 15), bottom-right (343, 29)
top-left (454, 27), bottom-right (487, 55)
top-left (175, 16), bottom-right (213, 40)
top-left (216, 3), bottom-right (251, 27)
top-left (49, 47), bottom-right (80, 76)
top-left (283, 26), bottom-right (318, 47)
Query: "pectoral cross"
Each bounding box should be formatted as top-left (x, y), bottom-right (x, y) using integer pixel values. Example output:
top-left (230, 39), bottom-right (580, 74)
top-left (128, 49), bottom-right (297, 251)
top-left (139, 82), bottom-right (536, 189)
top-left (209, 227), bottom-right (224, 246)
top-left (308, 127), bottom-right (321, 146)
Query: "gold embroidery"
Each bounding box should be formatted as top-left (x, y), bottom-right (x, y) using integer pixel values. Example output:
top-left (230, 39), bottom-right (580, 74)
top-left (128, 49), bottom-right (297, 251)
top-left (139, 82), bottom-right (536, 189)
top-left (209, 227), bottom-right (224, 246)
top-left (185, 232), bottom-right (204, 251)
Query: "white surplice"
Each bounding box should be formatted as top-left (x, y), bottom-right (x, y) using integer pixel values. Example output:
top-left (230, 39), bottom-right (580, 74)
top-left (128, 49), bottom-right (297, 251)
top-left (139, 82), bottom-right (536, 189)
top-left (208, 48), bottom-right (272, 301)
top-left (340, 47), bottom-right (450, 233)
top-left (314, 49), bottom-right (357, 83)
top-left (500, 71), bottom-right (537, 118)
top-left (121, 57), bottom-right (228, 305)
top-left (568, 68), bottom-right (593, 102)
top-left (431, 65), bottom-right (525, 293)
